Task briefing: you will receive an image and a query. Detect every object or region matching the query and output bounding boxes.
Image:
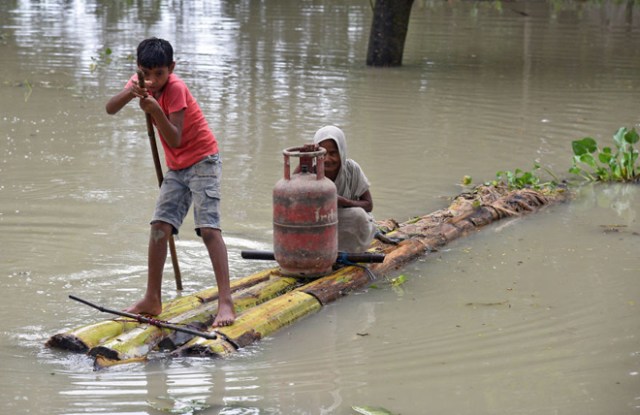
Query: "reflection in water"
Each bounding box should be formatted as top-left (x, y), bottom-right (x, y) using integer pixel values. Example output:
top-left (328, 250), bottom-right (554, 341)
top-left (59, 367), bottom-right (216, 414)
top-left (1, 1), bottom-right (639, 414)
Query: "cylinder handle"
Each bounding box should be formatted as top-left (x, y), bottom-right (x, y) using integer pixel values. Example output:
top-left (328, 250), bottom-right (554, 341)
top-left (282, 144), bottom-right (326, 180)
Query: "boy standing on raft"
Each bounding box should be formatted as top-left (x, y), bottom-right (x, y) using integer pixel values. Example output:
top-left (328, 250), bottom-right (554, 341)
top-left (105, 37), bottom-right (235, 327)
top-left (313, 125), bottom-right (377, 252)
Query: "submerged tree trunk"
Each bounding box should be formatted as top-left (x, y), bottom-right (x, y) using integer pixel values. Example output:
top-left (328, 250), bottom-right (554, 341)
top-left (366, 0), bottom-right (415, 66)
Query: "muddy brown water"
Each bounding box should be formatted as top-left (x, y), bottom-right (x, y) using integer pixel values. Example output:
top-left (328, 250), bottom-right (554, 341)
top-left (1, 1), bottom-right (639, 414)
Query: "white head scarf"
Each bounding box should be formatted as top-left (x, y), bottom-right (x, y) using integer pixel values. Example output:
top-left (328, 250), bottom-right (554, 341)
top-left (313, 125), bottom-right (370, 200)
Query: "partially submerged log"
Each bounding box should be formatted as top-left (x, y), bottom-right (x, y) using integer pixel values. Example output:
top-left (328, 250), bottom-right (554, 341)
top-left (47, 184), bottom-right (568, 368)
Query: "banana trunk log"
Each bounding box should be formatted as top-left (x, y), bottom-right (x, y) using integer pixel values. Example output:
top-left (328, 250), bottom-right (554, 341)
top-left (176, 186), bottom-right (566, 357)
top-left (47, 270), bottom-right (273, 353)
top-left (45, 293), bottom-right (209, 353)
top-left (368, 187), bottom-right (566, 275)
top-left (48, 184), bottom-right (568, 366)
top-left (177, 290), bottom-right (322, 357)
top-left (91, 273), bottom-right (299, 368)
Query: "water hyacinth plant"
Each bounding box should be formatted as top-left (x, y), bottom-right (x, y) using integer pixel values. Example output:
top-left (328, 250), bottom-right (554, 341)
top-left (488, 163), bottom-right (558, 190)
top-left (569, 127), bottom-right (639, 182)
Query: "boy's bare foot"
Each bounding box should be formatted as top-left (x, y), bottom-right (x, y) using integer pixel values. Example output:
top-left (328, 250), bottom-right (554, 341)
top-left (212, 301), bottom-right (235, 327)
top-left (124, 297), bottom-right (162, 316)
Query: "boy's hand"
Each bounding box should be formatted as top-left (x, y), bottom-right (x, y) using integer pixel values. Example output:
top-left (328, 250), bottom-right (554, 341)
top-left (129, 82), bottom-right (149, 99)
top-left (105, 81), bottom-right (148, 115)
top-left (138, 94), bottom-right (161, 115)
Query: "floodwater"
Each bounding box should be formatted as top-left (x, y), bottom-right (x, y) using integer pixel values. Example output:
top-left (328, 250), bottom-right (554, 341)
top-left (1, 0), bottom-right (639, 414)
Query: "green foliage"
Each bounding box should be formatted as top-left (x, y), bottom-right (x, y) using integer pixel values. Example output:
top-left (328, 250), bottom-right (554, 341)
top-left (368, 274), bottom-right (409, 293)
top-left (487, 163), bottom-right (558, 190)
top-left (89, 47), bottom-right (135, 73)
top-left (569, 127), bottom-right (639, 182)
top-left (496, 166), bottom-right (540, 189)
top-left (390, 274), bottom-right (407, 287)
top-left (22, 79), bottom-right (32, 102)
top-left (89, 47), bottom-right (114, 73)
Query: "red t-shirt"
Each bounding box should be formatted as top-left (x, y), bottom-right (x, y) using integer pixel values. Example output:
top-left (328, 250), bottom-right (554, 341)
top-left (126, 73), bottom-right (218, 170)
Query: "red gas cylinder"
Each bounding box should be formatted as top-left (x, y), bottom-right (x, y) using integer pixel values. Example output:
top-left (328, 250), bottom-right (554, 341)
top-left (273, 144), bottom-right (338, 277)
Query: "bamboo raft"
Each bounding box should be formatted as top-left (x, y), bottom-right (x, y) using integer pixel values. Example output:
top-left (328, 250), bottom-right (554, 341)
top-left (46, 184), bottom-right (568, 369)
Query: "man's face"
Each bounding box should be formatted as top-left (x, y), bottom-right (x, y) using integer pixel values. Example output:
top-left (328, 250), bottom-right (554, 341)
top-left (138, 62), bottom-right (175, 94)
top-left (318, 139), bottom-right (341, 178)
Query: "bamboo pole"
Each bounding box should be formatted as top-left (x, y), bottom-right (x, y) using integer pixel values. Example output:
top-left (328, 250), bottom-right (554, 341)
top-left (137, 70), bottom-right (182, 290)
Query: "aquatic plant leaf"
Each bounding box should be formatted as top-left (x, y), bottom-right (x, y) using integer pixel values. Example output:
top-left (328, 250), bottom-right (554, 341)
top-left (577, 153), bottom-right (598, 169)
top-left (613, 127), bottom-right (627, 148)
top-left (391, 274), bottom-right (407, 286)
top-left (598, 149), bottom-right (613, 165)
top-left (621, 151), bottom-right (633, 166)
top-left (23, 79), bottom-right (32, 102)
top-left (568, 166), bottom-right (581, 175)
top-left (572, 137), bottom-right (598, 156)
top-left (624, 128), bottom-right (639, 145)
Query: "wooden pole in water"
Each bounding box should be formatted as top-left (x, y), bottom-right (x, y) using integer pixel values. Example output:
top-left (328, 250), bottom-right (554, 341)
top-left (137, 70), bottom-right (183, 291)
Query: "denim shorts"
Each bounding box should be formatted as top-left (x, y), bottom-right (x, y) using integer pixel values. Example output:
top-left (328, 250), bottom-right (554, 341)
top-left (152, 154), bottom-right (222, 236)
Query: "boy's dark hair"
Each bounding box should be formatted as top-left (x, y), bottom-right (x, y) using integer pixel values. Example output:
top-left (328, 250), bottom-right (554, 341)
top-left (137, 37), bottom-right (173, 68)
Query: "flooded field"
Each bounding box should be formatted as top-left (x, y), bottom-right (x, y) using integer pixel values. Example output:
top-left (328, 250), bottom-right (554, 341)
top-left (1, 1), bottom-right (639, 414)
